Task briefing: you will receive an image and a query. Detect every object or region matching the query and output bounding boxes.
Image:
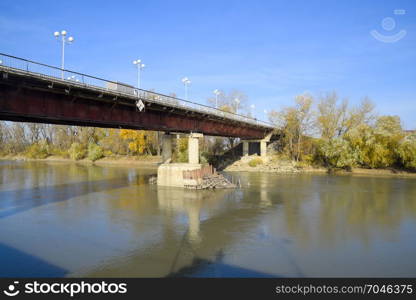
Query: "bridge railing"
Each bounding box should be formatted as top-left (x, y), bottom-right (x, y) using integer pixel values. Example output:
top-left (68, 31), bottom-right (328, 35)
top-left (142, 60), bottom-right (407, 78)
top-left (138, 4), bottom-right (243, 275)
top-left (0, 53), bottom-right (274, 128)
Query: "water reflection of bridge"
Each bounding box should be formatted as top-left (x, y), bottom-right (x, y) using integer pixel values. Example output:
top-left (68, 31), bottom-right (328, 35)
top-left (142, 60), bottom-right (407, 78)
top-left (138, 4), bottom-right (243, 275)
top-left (82, 184), bottom-right (277, 277)
top-left (2, 163), bottom-right (416, 277)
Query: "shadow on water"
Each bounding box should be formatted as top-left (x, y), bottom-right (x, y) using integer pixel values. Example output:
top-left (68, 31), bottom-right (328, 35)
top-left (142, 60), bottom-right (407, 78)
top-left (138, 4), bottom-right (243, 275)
top-left (0, 179), bottom-right (128, 219)
top-left (0, 242), bottom-right (67, 277)
top-left (167, 250), bottom-right (279, 278)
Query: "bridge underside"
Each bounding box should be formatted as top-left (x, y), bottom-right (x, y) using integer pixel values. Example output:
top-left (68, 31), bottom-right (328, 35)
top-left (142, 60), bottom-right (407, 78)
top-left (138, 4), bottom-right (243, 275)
top-left (0, 70), bottom-right (271, 139)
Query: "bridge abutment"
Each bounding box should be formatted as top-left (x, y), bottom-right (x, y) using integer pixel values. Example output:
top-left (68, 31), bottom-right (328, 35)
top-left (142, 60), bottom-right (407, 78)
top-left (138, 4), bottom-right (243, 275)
top-left (242, 132), bottom-right (273, 158)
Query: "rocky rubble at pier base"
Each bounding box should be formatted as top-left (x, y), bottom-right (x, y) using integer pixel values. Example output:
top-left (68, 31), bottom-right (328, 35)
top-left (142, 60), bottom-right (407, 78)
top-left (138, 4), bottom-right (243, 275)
top-left (193, 174), bottom-right (236, 189)
top-left (149, 173), bottom-right (236, 189)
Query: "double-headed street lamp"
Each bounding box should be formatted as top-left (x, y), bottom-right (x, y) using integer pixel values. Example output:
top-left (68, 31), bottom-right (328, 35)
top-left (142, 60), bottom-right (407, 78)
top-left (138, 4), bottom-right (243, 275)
top-left (54, 30), bottom-right (74, 79)
top-left (250, 104), bottom-right (256, 118)
top-left (133, 59), bottom-right (145, 89)
top-left (250, 104), bottom-right (256, 117)
top-left (234, 97), bottom-right (240, 114)
top-left (182, 77), bottom-right (191, 100)
top-left (67, 75), bottom-right (80, 82)
top-left (213, 89), bottom-right (221, 108)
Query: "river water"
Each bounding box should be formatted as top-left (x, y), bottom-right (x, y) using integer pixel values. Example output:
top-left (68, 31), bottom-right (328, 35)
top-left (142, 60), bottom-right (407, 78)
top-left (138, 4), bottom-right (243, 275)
top-left (0, 160), bottom-right (415, 277)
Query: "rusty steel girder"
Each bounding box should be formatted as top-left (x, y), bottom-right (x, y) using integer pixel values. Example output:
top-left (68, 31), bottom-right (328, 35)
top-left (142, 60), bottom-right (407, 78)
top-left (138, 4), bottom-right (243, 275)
top-left (0, 71), bottom-right (272, 139)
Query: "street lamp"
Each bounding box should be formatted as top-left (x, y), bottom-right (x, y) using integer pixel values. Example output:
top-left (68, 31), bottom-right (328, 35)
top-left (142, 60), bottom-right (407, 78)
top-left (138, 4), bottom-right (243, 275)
top-left (234, 97), bottom-right (240, 114)
top-left (54, 30), bottom-right (74, 79)
top-left (67, 75), bottom-right (80, 82)
top-left (133, 59), bottom-right (145, 89)
top-left (250, 104), bottom-right (255, 117)
top-left (213, 89), bottom-right (221, 108)
top-left (182, 77), bottom-right (191, 100)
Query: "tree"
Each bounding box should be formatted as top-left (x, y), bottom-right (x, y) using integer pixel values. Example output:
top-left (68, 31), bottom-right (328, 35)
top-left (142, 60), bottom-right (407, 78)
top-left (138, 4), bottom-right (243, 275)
top-left (119, 129), bottom-right (157, 155)
top-left (269, 93), bottom-right (314, 161)
top-left (88, 143), bottom-right (104, 161)
top-left (315, 93), bottom-right (375, 140)
top-left (100, 129), bottom-right (128, 155)
top-left (344, 116), bottom-right (403, 168)
top-left (316, 92), bottom-right (348, 140)
top-left (317, 138), bottom-right (357, 169)
top-left (397, 134), bottom-right (416, 169)
top-left (207, 89), bottom-right (248, 115)
top-left (342, 97), bottom-right (375, 135)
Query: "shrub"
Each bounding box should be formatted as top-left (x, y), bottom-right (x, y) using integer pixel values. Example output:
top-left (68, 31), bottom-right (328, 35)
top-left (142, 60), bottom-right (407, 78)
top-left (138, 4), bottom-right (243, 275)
top-left (68, 142), bottom-right (86, 160)
top-left (317, 138), bottom-right (356, 169)
top-left (50, 147), bottom-right (69, 158)
top-left (248, 157), bottom-right (263, 167)
top-left (88, 143), bottom-right (104, 162)
top-left (104, 150), bottom-right (113, 157)
top-left (397, 137), bottom-right (416, 170)
top-left (174, 137), bottom-right (188, 162)
top-left (25, 142), bottom-right (50, 159)
top-left (199, 152), bottom-right (209, 164)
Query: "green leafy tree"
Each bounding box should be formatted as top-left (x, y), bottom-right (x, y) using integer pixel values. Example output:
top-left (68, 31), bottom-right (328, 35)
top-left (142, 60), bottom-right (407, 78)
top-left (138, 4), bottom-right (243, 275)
top-left (317, 138), bottom-right (357, 169)
top-left (397, 135), bottom-right (416, 169)
top-left (88, 143), bottom-right (104, 162)
top-left (68, 142), bottom-right (87, 160)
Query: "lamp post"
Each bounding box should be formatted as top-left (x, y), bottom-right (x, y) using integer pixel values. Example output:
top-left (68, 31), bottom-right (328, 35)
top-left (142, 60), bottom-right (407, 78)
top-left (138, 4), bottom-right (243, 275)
top-left (133, 59), bottom-right (145, 89)
top-left (213, 89), bottom-right (221, 108)
top-left (250, 104), bottom-right (255, 117)
top-left (234, 97), bottom-right (240, 114)
top-left (54, 30), bottom-right (74, 79)
top-left (67, 75), bottom-right (80, 82)
top-left (182, 77), bottom-right (191, 100)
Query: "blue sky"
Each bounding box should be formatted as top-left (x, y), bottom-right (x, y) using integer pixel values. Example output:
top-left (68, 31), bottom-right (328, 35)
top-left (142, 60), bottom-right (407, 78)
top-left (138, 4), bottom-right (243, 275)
top-left (1, 0), bottom-right (415, 128)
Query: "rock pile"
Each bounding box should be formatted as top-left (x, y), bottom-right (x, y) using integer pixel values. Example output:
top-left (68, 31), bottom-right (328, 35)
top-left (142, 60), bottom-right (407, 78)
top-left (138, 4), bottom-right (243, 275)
top-left (198, 174), bottom-right (236, 189)
top-left (149, 173), bottom-right (236, 189)
top-left (148, 176), bottom-right (157, 184)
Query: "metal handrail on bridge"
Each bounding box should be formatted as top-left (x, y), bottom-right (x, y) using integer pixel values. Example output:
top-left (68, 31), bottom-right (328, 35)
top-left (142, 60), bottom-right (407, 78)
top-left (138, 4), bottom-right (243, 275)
top-left (0, 53), bottom-right (274, 129)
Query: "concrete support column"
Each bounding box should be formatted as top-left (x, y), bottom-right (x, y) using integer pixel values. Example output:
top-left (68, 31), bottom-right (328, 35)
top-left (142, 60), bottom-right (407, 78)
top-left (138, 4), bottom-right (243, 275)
top-left (162, 133), bottom-right (173, 163)
top-left (188, 133), bottom-right (203, 164)
top-left (243, 141), bottom-right (249, 156)
top-left (260, 141), bottom-right (267, 158)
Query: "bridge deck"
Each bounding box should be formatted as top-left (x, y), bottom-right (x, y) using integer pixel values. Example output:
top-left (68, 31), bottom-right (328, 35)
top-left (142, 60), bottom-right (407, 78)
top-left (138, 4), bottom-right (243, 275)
top-left (0, 53), bottom-right (273, 139)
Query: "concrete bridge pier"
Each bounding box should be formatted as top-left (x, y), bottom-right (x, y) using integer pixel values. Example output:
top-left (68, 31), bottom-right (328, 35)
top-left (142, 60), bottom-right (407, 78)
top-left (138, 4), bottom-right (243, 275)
top-left (188, 133), bottom-right (203, 164)
top-left (157, 132), bottom-right (205, 187)
top-left (260, 140), bottom-right (267, 158)
top-left (162, 133), bottom-right (173, 163)
top-left (243, 141), bottom-right (249, 156)
top-left (242, 132), bottom-right (273, 158)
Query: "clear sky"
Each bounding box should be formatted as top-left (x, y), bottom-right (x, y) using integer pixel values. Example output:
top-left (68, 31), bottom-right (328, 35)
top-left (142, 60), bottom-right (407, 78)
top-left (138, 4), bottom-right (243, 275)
top-left (1, 0), bottom-right (415, 128)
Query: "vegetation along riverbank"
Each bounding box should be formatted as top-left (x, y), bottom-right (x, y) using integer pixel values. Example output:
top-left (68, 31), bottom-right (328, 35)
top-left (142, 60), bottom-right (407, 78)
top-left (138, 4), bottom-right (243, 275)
top-left (1, 91), bottom-right (415, 176)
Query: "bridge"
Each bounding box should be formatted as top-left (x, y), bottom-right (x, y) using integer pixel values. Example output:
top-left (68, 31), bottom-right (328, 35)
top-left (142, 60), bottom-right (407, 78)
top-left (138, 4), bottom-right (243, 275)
top-left (0, 53), bottom-right (275, 182)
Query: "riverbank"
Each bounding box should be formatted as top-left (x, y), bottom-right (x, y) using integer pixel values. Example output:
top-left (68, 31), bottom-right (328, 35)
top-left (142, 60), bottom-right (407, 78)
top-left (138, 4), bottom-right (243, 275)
top-left (223, 155), bottom-right (416, 177)
top-left (0, 155), bottom-right (161, 167)
top-left (2, 154), bottom-right (415, 177)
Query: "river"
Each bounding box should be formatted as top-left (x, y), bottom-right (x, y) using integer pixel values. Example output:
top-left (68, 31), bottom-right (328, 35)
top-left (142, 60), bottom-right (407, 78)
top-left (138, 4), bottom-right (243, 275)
top-left (0, 160), bottom-right (415, 277)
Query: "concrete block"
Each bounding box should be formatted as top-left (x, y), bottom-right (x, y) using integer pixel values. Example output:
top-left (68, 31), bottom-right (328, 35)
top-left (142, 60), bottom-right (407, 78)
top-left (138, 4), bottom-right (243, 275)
top-left (157, 163), bottom-right (202, 187)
